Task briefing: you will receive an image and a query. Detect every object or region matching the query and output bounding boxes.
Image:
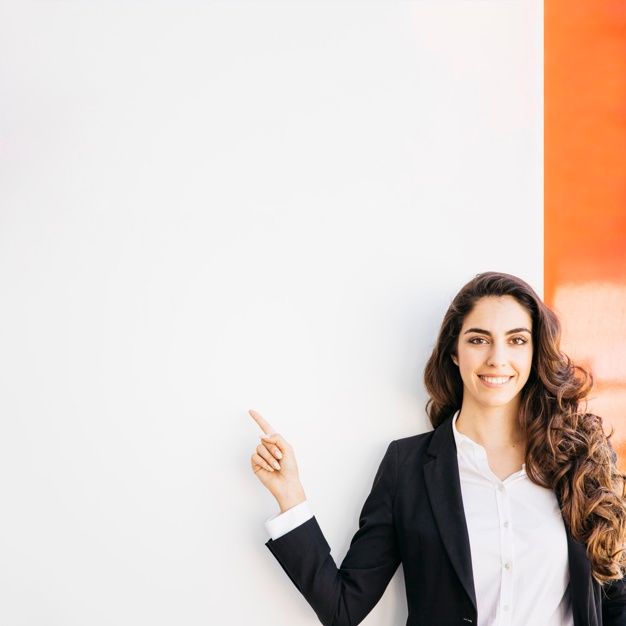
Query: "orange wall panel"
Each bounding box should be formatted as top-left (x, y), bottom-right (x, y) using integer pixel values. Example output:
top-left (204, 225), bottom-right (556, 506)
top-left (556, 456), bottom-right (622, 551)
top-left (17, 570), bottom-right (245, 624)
top-left (545, 1), bottom-right (626, 468)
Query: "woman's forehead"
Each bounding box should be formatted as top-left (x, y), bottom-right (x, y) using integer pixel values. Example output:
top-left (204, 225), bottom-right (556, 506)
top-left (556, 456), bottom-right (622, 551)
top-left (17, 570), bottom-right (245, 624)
top-left (462, 296), bottom-right (532, 329)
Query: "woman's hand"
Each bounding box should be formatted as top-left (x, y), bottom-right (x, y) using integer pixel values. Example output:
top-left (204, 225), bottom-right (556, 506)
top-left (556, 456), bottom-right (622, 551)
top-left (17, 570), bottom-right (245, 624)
top-left (249, 409), bottom-right (306, 512)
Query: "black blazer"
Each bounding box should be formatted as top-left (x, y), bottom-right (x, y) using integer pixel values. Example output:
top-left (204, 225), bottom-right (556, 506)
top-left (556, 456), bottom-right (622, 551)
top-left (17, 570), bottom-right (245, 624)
top-left (265, 414), bottom-right (626, 626)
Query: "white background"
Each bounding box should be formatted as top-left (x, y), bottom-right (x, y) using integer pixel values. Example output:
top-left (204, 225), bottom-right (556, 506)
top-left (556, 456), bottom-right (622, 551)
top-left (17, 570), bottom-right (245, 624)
top-left (0, 2), bottom-right (542, 624)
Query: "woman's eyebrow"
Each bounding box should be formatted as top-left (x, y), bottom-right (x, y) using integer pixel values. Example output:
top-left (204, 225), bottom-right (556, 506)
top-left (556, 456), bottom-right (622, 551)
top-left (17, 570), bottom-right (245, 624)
top-left (463, 327), bottom-right (532, 336)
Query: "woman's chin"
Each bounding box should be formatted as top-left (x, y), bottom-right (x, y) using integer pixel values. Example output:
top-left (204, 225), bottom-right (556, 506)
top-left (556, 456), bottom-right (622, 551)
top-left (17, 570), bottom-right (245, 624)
top-left (471, 391), bottom-right (520, 408)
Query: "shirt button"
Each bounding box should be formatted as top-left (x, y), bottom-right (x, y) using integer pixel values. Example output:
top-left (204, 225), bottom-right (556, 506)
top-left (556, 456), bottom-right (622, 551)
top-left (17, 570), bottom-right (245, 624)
top-left (504, 562), bottom-right (512, 570)
top-left (498, 484), bottom-right (505, 492)
top-left (503, 521), bottom-right (509, 528)
top-left (503, 605), bottom-right (510, 611)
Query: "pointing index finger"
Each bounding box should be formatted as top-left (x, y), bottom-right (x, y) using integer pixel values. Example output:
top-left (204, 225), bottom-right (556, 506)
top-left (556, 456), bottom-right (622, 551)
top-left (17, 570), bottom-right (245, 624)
top-left (249, 409), bottom-right (276, 436)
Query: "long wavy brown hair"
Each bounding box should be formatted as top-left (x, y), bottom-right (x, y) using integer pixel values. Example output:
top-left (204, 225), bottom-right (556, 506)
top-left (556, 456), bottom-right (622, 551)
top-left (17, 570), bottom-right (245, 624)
top-left (423, 271), bottom-right (626, 584)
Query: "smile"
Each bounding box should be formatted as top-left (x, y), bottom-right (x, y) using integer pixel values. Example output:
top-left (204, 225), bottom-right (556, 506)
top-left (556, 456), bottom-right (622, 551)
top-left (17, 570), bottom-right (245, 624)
top-left (478, 375), bottom-right (513, 387)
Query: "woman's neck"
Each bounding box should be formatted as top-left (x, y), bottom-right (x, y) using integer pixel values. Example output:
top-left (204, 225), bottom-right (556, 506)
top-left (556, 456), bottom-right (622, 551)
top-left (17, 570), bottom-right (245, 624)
top-left (455, 403), bottom-right (525, 451)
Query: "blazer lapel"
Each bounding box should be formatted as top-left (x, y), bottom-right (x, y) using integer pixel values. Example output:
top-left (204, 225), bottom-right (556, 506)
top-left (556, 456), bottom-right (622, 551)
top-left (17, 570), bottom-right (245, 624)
top-left (423, 415), bottom-right (478, 613)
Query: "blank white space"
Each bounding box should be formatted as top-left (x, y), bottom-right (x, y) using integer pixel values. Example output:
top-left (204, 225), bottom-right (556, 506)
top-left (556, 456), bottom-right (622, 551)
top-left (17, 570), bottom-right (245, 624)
top-left (0, 2), bottom-right (542, 624)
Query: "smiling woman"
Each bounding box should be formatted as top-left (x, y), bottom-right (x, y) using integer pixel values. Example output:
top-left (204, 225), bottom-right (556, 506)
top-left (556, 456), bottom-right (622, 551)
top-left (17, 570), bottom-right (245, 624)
top-left (424, 273), bottom-right (626, 588)
top-left (252, 271), bottom-right (626, 626)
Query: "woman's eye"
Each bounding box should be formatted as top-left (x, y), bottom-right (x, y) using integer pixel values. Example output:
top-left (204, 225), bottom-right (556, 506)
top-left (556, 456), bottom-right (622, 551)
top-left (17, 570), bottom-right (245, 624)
top-left (468, 336), bottom-right (528, 345)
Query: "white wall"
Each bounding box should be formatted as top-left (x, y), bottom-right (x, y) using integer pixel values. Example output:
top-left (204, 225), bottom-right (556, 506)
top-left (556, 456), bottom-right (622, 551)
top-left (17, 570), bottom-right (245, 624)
top-left (0, 2), bottom-right (542, 624)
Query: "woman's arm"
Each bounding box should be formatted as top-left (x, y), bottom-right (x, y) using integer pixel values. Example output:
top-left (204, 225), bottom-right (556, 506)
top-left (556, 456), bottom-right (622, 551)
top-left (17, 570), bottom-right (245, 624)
top-left (264, 440), bottom-right (401, 626)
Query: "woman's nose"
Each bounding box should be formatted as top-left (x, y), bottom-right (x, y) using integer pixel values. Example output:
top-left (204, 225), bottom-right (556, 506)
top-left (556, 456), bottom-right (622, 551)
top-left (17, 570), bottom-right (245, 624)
top-left (486, 344), bottom-right (508, 368)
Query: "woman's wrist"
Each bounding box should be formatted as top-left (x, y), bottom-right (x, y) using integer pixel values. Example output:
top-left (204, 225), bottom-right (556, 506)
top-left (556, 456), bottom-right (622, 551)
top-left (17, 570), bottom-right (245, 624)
top-left (277, 485), bottom-right (306, 513)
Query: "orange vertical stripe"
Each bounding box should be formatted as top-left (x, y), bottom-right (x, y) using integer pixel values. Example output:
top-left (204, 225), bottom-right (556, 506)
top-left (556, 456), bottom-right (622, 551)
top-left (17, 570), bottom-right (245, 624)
top-left (545, 2), bottom-right (626, 466)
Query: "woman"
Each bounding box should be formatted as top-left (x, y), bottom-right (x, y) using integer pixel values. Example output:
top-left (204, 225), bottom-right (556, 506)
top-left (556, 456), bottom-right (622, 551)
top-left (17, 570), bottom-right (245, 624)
top-left (249, 271), bottom-right (626, 625)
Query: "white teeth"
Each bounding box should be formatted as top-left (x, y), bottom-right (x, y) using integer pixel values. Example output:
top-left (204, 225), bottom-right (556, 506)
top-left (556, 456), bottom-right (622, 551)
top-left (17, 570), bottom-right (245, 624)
top-left (479, 376), bottom-right (511, 385)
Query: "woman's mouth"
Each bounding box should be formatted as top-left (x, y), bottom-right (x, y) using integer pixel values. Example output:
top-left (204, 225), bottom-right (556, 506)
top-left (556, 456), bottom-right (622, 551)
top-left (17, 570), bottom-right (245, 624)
top-left (478, 375), bottom-right (513, 387)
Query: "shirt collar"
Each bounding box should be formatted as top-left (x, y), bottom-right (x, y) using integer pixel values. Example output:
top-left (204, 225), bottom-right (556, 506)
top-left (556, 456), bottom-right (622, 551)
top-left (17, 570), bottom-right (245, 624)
top-left (451, 409), bottom-right (483, 457)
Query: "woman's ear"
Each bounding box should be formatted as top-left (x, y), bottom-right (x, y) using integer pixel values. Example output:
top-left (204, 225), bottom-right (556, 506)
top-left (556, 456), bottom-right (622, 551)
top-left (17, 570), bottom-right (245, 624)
top-left (451, 353), bottom-right (458, 366)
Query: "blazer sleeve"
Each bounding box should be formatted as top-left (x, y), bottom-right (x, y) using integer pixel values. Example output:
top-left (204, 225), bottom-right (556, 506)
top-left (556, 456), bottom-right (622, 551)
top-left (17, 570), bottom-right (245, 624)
top-left (601, 574), bottom-right (626, 625)
top-left (264, 439), bottom-right (401, 626)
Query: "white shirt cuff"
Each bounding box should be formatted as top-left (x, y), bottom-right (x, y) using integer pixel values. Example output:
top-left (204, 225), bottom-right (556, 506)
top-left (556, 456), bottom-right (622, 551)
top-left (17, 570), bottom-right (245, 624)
top-left (265, 499), bottom-right (313, 540)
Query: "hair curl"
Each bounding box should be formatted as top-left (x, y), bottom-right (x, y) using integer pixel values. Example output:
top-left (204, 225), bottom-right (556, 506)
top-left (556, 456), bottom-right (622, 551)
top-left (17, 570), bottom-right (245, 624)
top-left (423, 271), bottom-right (626, 584)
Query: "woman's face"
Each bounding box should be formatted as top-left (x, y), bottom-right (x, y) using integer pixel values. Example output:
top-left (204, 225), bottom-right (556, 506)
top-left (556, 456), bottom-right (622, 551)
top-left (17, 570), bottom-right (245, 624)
top-left (452, 295), bottom-right (533, 411)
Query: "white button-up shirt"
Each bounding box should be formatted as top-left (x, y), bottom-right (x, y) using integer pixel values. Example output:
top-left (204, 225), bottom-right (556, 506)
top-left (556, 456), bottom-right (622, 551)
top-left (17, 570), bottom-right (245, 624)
top-left (450, 410), bottom-right (573, 626)
top-left (265, 410), bottom-right (575, 626)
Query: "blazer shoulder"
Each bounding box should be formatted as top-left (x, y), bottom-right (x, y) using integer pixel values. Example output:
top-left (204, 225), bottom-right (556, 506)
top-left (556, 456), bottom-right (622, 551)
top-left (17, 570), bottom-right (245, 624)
top-left (394, 428), bottom-right (435, 447)
top-left (392, 428), bottom-right (436, 462)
